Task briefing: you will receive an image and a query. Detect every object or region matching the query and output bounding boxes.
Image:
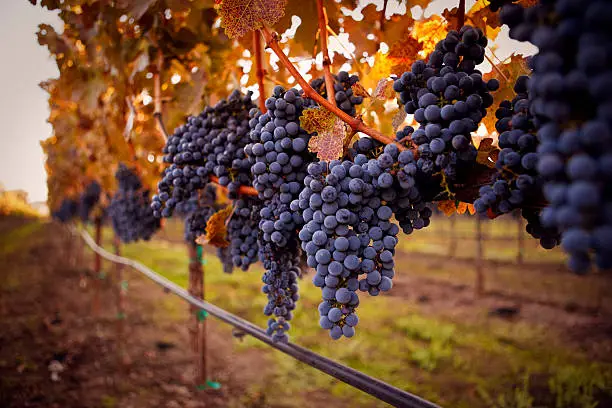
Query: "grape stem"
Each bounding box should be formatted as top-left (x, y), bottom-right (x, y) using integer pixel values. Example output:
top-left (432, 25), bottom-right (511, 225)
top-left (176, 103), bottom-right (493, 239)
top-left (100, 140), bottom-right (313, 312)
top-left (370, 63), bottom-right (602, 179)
top-left (259, 27), bottom-right (405, 151)
top-left (317, 0), bottom-right (336, 106)
top-left (325, 25), bottom-right (364, 78)
top-left (253, 31), bottom-right (267, 112)
top-left (209, 175), bottom-right (258, 196)
top-left (154, 49), bottom-right (169, 141)
top-left (378, 0), bottom-right (388, 41)
top-left (457, 0), bottom-right (465, 30)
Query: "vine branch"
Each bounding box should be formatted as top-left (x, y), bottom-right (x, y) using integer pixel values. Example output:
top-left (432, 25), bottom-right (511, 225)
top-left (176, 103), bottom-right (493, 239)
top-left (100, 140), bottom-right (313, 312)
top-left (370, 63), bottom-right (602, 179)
top-left (209, 175), bottom-right (258, 196)
top-left (154, 49), bottom-right (169, 141)
top-left (457, 0), bottom-right (466, 30)
top-left (253, 31), bottom-right (267, 112)
top-left (317, 0), bottom-right (336, 106)
top-left (378, 0), bottom-right (388, 41)
top-left (259, 27), bottom-right (404, 151)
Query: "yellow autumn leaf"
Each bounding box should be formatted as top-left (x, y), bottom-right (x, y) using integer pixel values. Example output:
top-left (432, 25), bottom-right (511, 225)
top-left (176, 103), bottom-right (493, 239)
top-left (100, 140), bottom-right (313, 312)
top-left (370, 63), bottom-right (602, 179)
top-left (197, 205), bottom-right (233, 248)
top-left (437, 200), bottom-right (457, 217)
top-left (299, 107), bottom-right (335, 135)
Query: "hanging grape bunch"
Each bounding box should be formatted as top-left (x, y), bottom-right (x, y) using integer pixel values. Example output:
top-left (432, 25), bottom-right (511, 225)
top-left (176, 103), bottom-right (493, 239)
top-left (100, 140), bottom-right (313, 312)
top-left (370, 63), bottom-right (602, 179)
top-left (393, 26), bottom-right (499, 180)
top-left (52, 198), bottom-right (78, 223)
top-left (78, 181), bottom-right (102, 222)
top-left (152, 90), bottom-right (256, 218)
top-left (474, 75), bottom-right (561, 249)
top-left (495, 0), bottom-right (612, 272)
top-left (110, 164), bottom-right (160, 243)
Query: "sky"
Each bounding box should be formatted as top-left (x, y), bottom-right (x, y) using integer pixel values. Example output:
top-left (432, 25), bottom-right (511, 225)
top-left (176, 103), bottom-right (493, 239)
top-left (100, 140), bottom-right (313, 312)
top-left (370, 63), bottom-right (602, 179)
top-left (0, 0), bottom-right (534, 204)
top-left (0, 1), bottom-right (60, 203)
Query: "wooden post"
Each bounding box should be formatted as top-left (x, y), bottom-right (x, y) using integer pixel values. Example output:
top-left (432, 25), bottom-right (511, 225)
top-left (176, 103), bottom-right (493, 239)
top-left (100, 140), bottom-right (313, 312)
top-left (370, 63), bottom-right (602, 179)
top-left (187, 243), bottom-right (206, 386)
top-left (92, 218), bottom-right (102, 315)
top-left (516, 213), bottom-right (524, 264)
top-left (475, 215), bottom-right (485, 297)
top-left (448, 215), bottom-right (457, 258)
top-left (113, 235), bottom-right (129, 365)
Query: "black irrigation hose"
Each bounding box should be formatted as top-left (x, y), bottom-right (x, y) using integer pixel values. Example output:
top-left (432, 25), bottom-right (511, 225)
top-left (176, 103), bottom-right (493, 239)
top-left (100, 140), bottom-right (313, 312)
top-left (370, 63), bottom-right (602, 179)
top-left (75, 227), bottom-right (442, 408)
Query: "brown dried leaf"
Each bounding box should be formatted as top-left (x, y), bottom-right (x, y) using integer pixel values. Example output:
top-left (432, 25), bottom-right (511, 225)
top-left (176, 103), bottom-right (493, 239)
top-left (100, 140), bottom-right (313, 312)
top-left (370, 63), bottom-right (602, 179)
top-left (217, 0), bottom-right (288, 39)
top-left (308, 117), bottom-right (347, 162)
top-left (476, 138), bottom-right (499, 169)
top-left (392, 109), bottom-right (407, 132)
top-left (197, 205), bottom-right (233, 248)
top-left (438, 200), bottom-right (457, 217)
top-left (372, 78), bottom-right (396, 101)
top-left (299, 107), bottom-right (335, 135)
top-left (388, 34), bottom-right (423, 76)
top-left (351, 82), bottom-right (370, 98)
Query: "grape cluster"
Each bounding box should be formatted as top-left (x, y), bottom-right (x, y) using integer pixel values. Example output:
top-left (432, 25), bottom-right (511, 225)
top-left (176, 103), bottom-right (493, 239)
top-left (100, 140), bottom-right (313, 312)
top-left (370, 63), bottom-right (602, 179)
top-left (227, 197), bottom-right (261, 271)
top-left (350, 134), bottom-right (433, 235)
top-left (474, 76), bottom-right (537, 215)
top-left (110, 164), bottom-right (160, 243)
top-left (246, 87), bottom-right (312, 202)
top-left (53, 198), bottom-right (78, 223)
top-left (293, 159), bottom-right (399, 339)
top-left (244, 85), bottom-right (316, 340)
top-left (308, 71), bottom-right (364, 116)
top-left (184, 206), bottom-right (216, 243)
top-left (499, 0), bottom-right (612, 272)
top-left (261, 242), bottom-right (300, 343)
top-left (183, 184), bottom-right (218, 242)
top-left (393, 26), bottom-right (498, 179)
top-left (78, 181), bottom-right (102, 222)
top-left (152, 90), bottom-right (255, 217)
top-left (474, 75), bottom-right (560, 248)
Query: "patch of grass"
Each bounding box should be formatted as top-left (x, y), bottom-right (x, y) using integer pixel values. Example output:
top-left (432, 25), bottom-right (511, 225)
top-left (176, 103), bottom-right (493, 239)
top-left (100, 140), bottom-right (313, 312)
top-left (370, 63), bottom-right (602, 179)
top-left (0, 220), bottom-right (44, 257)
top-left (548, 365), bottom-right (611, 408)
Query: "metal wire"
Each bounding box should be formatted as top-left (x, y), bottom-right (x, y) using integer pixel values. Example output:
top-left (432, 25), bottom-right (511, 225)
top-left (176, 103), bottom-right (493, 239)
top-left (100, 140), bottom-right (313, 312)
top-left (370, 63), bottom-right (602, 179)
top-left (75, 227), bottom-right (442, 408)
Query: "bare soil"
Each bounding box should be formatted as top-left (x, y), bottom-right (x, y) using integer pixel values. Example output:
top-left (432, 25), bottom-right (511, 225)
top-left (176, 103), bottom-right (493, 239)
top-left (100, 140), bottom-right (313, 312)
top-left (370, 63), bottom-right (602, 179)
top-left (0, 219), bottom-right (348, 408)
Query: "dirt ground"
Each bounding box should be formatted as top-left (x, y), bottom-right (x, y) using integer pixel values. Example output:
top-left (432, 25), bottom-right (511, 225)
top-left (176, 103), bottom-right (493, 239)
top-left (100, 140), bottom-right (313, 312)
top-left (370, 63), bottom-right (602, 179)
top-left (0, 218), bottom-right (350, 408)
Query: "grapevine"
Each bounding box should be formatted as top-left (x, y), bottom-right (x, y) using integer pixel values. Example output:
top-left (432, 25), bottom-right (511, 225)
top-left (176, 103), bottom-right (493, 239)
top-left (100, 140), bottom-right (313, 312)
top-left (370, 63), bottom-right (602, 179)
top-left (37, 0), bottom-right (612, 345)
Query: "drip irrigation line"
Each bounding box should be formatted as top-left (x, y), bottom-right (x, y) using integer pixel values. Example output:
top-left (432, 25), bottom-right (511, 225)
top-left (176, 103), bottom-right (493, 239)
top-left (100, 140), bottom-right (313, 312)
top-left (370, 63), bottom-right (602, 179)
top-left (74, 226), bottom-right (442, 408)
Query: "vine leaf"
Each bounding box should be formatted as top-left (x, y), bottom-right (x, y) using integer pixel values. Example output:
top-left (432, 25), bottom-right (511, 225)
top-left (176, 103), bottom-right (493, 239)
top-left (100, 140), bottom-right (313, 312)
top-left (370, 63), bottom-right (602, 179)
top-left (483, 54), bottom-right (530, 133)
top-left (388, 34), bottom-right (423, 75)
top-left (351, 83), bottom-right (370, 98)
top-left (438, 200), bottom-right (476, 216)
top-left (117, 0), bottom-right (157, 20)
top-left (438, 200), bottom-right (457, 217)
top-left (392, 109), bottom-right (407, 132)
top-left (372, 78), bottom-right (396, 101)
top-left (456, 201), bottom-right (476, 215)
top-left (197, 205), bottom-right (233, 248)
top-left (216, 0), bottom-right (288, 38)
top-left (467, 204), bottom-right (476, 215)
top-left (300, 107), bottom-right (335, 134)
top-left (274, 1), bottom-right (343, 55)
top-left (306, 113), bottom-right (348, 162)
top-left (476, 138), bottom-right (499, 169)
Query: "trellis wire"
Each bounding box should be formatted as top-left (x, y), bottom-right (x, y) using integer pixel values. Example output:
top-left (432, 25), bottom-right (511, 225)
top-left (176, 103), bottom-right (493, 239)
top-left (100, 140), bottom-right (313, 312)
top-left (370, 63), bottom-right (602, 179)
top-left (74, 227), bottom-right (441, 408)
